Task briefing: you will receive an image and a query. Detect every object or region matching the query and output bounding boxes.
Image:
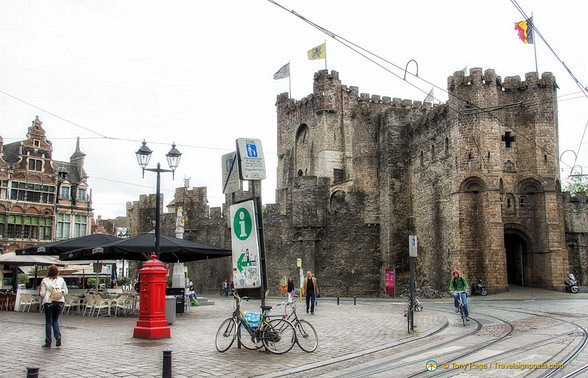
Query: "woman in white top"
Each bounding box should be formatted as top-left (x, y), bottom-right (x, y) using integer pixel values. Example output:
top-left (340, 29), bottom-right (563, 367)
top-left (39, 264), bottom-right (68, 348)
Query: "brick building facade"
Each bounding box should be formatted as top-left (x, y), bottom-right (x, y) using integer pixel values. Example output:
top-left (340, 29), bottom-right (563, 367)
top-left (0, 117), bottom-right (93, 253)
top-left (126, 68), bottom-right (587, 295)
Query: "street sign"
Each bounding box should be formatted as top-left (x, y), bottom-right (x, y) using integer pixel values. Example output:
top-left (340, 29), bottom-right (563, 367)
top-left (236, 138), bottom-right (266, 180)
top-left (221, 152), bottom-right (241, 194)
top-left (296, 258), bottom-right (302, 268)
top-left (409, 235), bottom-right (417, 257)
top-left (230, 200), bottom-right (262, 289)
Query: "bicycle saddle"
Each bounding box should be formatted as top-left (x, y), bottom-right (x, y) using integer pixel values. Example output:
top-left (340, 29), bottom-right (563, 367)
top-left (261, 305), bottom-right (272, 311)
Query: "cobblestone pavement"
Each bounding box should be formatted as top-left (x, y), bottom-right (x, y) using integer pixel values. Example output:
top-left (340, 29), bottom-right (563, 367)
top-left (1, 286), bottom-right (586, 377)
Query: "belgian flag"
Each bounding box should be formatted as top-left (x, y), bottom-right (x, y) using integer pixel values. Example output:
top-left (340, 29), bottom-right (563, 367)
top-left (514, 17), bottom-right (534, 44)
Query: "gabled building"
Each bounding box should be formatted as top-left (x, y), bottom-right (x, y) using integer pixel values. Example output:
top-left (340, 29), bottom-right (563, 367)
top-left (0, 116), bottom-right (93, 254)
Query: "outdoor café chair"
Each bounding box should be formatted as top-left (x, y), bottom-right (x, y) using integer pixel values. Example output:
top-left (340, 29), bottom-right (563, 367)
top-left (82, 294), bottom-right (96, 316)
top-left (93, 295), bottom-right (111, 317)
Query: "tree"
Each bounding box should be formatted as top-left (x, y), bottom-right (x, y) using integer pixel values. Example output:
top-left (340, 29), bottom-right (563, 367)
top-left (564, 175), bottom-right (588, 194)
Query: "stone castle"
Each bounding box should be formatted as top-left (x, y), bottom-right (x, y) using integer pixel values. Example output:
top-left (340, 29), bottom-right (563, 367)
top-left (127, 68), bottom-right (588, 295)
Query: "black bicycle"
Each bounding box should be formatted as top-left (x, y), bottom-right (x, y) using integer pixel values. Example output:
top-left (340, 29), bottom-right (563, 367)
top-left (277, 301), bottom-right (318, 352)
top-left (215, 293), bottom-right (296, 354)
top-left (455, 291), bottom-right (467, 326)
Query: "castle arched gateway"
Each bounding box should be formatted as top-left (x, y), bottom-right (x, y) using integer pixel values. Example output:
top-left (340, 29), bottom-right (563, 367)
top-left (504, 223), bottom-right (533, 286)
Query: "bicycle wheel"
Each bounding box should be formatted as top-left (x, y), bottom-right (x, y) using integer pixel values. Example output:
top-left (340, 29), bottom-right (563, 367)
top-left (262, 318), bottom-right (296, 354)
top-left (215, 318), bottom-right (237, 352)
top-left (238, 324), bottom-right (263, 350)
top-left (295, 319), bottom-right (318, 352)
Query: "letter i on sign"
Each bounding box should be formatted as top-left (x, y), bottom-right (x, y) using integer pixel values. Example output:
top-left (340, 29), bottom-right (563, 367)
top-left (239, 212), bottom-right (247, 238)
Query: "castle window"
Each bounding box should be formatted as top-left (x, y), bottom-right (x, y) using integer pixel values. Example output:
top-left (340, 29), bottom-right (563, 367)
top-left (420, 151), bottom-right (424, 167)
top-left (297, 169), bottom-right (303, 177)
top-left (445, 137), bottom-right (449, 155)
top-left (333, 169), bottom-right (344, 184)
top-left (431, 144), bottom-right (435, 160)
top-left (507, 198), bottom-right (511, 208)
top-left (488, 152), bottom-right (491, 160)
top-left (544, 154), bottom-right (547, 162)
top-left (28, 158), bottom-right (42, 172)
top-left (519, 196), bottom-right (526, 208)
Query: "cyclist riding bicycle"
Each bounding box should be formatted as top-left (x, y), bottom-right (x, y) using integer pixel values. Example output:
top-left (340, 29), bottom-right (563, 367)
top-left (449, 269), bottom-right (470, 321)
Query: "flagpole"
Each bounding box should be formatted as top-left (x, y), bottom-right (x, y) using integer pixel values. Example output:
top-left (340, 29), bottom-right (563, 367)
top-left (288, 61), bottom-right (292, 99)
top-left (324, 40), bottom-right (327, 71)
top-left (532, 13), bottom-right (538, 73)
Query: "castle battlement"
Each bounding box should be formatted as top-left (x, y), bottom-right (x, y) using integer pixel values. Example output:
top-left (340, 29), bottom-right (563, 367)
top-left (448, 67), bottom-right (556, 92)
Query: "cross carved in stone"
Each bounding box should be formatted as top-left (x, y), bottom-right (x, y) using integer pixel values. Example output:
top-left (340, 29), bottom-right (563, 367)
top-left (502, 131), bottom-right (515, 148)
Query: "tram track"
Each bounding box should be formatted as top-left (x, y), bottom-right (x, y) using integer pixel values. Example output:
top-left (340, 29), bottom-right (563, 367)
top-left (259, 301), bottom-right (588, 378)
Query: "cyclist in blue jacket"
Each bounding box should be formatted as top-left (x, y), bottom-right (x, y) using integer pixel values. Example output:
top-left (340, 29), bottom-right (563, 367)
top-left (449, 269), bottom-right (470, 321)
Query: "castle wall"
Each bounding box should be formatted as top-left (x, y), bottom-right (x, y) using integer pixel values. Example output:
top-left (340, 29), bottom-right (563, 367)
top-left (129, 67), bottom-right (575, 295)
top-left (563, 192), bottom-right (588, 286)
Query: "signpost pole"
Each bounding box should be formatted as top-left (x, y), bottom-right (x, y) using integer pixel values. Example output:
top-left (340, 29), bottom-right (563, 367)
top-left (408, 235), bottom-right (418, 333)
top-left (251, 180), bottom-right (267, 306)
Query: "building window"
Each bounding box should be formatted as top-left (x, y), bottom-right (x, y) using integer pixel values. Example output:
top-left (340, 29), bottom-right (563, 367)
top-left (9, 181), bottom-right (55, 203)
top-left (6, 215), bottom-right (23, 238)
top-left (39, 217), bottom-right (52, 240)
top-left (0, 180), bottom-right (8, 199)
top-left (28, 158), bottom-right (43, 171)
top-left (73, 215), bottom-right (87, 237)
top-left (34, 140), bottom-right (40, 148)
top-left (78, 188), bottom-right (87, 202)
top-left (56, 214), bottom-right (71, 239)
top-left (60, 186), bottom-right (70, 200)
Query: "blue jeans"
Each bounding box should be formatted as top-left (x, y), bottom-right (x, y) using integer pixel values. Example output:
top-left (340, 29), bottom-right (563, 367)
top-left (453, 292), bottom-right (469, 317)
top-left (44, 302), bottom-right (64, 345)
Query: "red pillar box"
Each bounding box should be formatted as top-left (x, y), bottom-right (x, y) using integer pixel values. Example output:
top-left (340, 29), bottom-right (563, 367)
top-left (133, 253), bottom-right (170, 339)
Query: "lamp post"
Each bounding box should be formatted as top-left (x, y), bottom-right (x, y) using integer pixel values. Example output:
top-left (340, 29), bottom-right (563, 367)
top-left (133, 140), bottom-right (181, 340)
top-left (135, 140), bottom-right (182, 258)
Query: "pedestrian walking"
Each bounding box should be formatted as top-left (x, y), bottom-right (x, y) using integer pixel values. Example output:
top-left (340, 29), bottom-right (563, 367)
top-left (312, 273), bottom-right (318, 306)
top-left (287, 277), bottom-right (295, 302)
top-left (301, 271), bottom-right (318, 314)
top-left (222, 279), bottom-right (228, 296)
top-left (39, 264), bottom-right (68, 348)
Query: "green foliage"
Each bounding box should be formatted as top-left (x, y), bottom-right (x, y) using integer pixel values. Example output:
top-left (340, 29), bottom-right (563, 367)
top-left (118, 276), bottom-right (131, 286)
top-left (87, 277), bottom-right (97, 287)
top-left (564, 175), bottom-right (588, 194)
top-left (18, 273), bottom-right (29, 284)
top-left (166, 276), bottom-right (172, 288)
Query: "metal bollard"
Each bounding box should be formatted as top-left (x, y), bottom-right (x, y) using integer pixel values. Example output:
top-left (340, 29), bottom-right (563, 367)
top-left (26, 366), bottom-right (40, 378)
top-left (354, 296), bottom-right (357, 305)
top-left (337, 296), bottom-right (340, 305)
top-left (162, 349), bottom-right (172, 378)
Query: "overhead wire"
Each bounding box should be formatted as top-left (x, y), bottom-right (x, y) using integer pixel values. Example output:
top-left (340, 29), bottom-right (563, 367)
top-left (267, 0), bottom-right (576, 173)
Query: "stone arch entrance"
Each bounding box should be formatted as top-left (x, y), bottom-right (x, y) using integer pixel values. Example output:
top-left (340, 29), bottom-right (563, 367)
top-left (504, 225), bottom-right (532, 286)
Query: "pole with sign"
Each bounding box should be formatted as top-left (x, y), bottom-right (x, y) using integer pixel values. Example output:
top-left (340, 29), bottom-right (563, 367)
top-left (297, 258), bottom-right (303, 301)
top-left (225, 138), bottom-right (268, 305)
top-left (408, 235), bottom-right (417, 333)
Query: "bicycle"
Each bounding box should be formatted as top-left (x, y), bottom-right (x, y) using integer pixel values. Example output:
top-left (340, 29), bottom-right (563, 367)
top-left (215, 293), bottom-right (296, 354)
top-left (276, 301), bottom-right (318, 352)
top-left (454, 291), bottom-right (467, 326)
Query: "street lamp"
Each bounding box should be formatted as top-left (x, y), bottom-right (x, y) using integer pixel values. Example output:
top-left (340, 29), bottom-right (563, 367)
top-left (135, 140), bottom-right (182, 258)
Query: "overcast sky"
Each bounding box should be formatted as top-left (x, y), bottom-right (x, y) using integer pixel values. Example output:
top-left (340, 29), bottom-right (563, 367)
top-left (1, 0), bottom-right (586, 219)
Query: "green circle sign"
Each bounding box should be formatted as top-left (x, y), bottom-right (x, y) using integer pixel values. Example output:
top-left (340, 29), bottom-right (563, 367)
top-left (233, 208), bottom-right (252, 240)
